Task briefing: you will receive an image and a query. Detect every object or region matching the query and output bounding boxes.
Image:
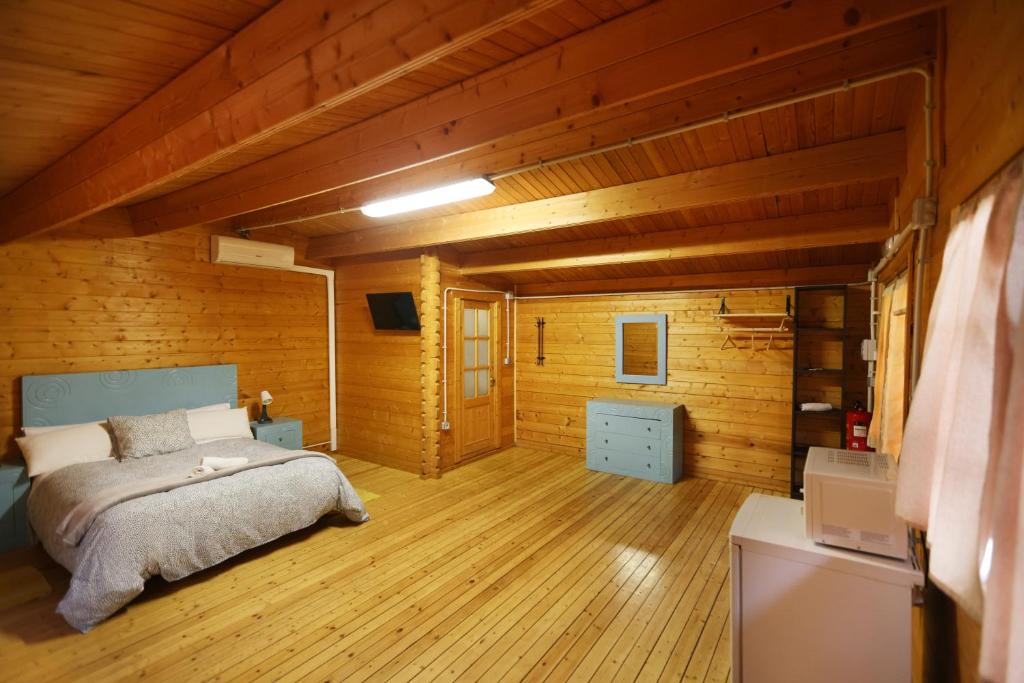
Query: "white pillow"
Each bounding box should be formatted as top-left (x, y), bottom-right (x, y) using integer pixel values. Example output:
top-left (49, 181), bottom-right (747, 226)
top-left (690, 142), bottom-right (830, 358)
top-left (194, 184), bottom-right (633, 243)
top-left (23, 419), bottom-right (105, 437)
top-left (21, 403), bottom-right (231, 437)
top-left (16, 423), bottom-right (116, 478)
top-left (187, 407), bottom-right (254, 444)
top-left (189, 402), bottom-right (232, 414)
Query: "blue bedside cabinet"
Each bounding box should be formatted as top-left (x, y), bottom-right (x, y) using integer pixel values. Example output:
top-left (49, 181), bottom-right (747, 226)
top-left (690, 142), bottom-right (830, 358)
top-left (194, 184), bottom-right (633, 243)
top-left (0, 463), bottom-right (31, 554)
top-left (250, 417), bottom-right (303, 451)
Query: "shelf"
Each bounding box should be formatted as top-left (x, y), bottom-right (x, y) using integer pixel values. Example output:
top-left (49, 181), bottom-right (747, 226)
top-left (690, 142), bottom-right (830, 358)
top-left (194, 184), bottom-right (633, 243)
top-left (791, 286), bottom-right (851, 499)
top-left (794, 408), bottom-right (844, 418)
top-left (797, 369), bottom-right (844, 380)
top-left (792, 443), bottom-right (834, 456)
top-left (722, 327), bottom-right (793, 333)
top-left (714, 313), bottom-right (792, 319)
top-left (796, 326), bottom-right (847, 335)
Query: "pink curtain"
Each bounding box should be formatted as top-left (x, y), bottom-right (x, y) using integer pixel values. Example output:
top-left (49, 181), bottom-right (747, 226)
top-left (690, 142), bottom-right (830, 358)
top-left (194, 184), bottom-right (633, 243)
top-left (895, 152), bottom-right (1023, 682)
top-left (977, 162), bottom-right (1024, 682)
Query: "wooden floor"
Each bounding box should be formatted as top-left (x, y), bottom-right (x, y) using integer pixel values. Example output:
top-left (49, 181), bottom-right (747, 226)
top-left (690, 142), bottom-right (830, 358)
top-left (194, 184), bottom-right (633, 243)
top-left (0, 447), bottom-right (768, 682)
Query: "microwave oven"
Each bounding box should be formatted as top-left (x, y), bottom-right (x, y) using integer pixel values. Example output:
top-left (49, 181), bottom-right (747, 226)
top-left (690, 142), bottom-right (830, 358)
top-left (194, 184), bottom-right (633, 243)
top-left (803, 447), bottom-right (908, 559)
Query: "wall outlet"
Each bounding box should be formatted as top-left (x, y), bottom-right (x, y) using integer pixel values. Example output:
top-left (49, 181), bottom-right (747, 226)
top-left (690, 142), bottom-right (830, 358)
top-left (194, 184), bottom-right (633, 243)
top-left (440, 420), bottom-right (451, 431)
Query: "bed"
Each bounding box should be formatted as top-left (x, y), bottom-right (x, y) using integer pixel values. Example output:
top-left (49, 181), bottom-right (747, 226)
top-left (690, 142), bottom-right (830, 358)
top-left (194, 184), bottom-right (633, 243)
top-left (19, 365), bottom-right (368, 632)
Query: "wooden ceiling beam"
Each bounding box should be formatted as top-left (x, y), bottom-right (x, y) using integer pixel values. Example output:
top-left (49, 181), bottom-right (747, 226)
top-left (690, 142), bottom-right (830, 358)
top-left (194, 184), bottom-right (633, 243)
top-left (459, 206), bottom-right (891, 276)
top-left (128, 0), bottom-right (940, 234)
top-left (512, 264), bottom-right (872, 296)
top-left (233, 14), bottom-right (936, 231)
top-left (0, 0), bottom-right (559, 243)
top-left (307, 130), bottom-right (905, 259)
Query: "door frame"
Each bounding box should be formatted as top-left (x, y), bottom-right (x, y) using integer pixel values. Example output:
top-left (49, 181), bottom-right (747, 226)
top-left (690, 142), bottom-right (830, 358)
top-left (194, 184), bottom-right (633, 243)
top-left (454, 296), bottom-right (502, 463)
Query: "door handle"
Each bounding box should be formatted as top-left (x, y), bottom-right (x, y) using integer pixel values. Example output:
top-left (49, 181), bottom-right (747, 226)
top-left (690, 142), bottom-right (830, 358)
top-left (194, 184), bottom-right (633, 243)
top-left (489, 376), bottom-right (496, 386)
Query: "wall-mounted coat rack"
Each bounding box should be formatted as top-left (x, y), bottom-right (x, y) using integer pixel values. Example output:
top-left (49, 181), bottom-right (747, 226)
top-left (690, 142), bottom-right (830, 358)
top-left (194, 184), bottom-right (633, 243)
top-left (715, 296), bottom-right (793, 351)
top-left (535, 317), bottom-right (545, 365)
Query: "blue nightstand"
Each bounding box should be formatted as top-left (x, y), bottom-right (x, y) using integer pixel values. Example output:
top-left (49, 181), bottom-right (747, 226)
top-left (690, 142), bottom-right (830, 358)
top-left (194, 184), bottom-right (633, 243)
top-left (1, 463), bottom-right (31, 554)
top-left (250, 417), bottom-right (303, 450)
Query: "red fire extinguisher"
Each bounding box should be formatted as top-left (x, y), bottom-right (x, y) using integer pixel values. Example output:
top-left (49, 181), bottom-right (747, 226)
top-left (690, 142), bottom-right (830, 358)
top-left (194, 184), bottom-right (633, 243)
top-left (846, 401), bottom-right (873, 451)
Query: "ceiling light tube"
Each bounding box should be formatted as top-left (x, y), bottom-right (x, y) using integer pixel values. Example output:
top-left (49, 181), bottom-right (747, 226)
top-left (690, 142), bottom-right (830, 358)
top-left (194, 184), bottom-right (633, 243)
top-left (360, 178), bottom-right (495, 218)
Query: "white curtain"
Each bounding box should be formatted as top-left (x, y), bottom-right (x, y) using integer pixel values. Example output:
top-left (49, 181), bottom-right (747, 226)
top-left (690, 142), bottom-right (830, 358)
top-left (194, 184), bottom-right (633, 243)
top-left (895, 153), bottom-right (1024, 682)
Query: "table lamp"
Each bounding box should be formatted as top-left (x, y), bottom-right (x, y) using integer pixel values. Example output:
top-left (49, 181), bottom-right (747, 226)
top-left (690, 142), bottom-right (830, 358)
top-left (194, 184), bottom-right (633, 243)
top-left (258, 390), bottom-right (274, 424)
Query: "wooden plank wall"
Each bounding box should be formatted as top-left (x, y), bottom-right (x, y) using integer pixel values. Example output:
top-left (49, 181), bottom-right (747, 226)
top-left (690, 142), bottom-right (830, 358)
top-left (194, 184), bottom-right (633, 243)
top-left (896, 2), bottom-right (1024, 680)
top-left (515, 289), bottom-right (796, 493)
top-left (334, 252), bottom-right (516, 475)
top-left (0, 213), bottom-right (330, 457)
top-left (335, 255), bottom-right (423, 473)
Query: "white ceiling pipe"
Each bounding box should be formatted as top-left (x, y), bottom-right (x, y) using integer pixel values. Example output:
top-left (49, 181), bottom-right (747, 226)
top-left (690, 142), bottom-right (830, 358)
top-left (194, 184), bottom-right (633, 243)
top-left (241, 64), bottom-right (937, 232)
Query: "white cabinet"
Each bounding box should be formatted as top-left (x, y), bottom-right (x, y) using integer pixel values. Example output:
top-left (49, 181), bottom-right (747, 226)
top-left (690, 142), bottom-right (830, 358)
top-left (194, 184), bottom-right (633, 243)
top-left (730, 494), bottom-right (923, 683)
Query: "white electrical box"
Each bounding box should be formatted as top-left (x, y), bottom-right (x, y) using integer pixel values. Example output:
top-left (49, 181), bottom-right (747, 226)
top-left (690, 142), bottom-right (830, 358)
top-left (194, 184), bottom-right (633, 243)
top-left (911, 196), bottom-right (938, 226)
top-left (861, 338), bottom-right (877, 361)
top-left (804, 447), bottom-right (906, 559)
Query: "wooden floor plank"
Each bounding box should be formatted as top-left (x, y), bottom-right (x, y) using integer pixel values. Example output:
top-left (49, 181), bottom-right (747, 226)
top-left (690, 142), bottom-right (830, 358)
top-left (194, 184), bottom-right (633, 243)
top-left (612, 487), bottom-right (747, 682)
top-left (640, 496), bottom-right (746, 681)
top-left (0, 447), bottom-right (757, 683)
top-left (493, 481), bottom-right (726, 683)
top-left (424, 481), bottom-right (717, 683)
top-left (538, 484), bottom-right (743, 682)
top-left (678, 566), bottom-right (732, 682)
top-left (703, 604), bottom-right (734, 683)
top-left (371, 478), bottom-right (668, 682)
top-left (279, 473), bottom-right (627, 681)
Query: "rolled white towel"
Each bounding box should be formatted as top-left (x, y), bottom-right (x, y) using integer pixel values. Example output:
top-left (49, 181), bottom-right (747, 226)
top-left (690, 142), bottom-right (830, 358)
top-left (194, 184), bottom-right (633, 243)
top-left (188, 464), bottom-right (214, 478)
top-left (800, 402), bottom-right (834, 412)
top-left (201, 456), bottom-right (249, 470)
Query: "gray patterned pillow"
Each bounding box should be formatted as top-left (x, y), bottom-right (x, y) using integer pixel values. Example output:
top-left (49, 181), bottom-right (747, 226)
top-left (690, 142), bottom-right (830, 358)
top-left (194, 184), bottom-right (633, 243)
top-left (108, 409), bottom-right (196, 459)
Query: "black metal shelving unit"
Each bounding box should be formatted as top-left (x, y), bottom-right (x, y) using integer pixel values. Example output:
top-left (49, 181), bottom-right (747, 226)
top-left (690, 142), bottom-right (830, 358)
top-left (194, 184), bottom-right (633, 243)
top-left (790, 285), bottom-right (849, 499)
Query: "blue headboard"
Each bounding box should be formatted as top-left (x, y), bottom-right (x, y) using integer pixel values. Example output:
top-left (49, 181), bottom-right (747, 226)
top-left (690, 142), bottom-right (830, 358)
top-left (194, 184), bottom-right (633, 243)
top-left (21, 364), bottom-right (238, 428)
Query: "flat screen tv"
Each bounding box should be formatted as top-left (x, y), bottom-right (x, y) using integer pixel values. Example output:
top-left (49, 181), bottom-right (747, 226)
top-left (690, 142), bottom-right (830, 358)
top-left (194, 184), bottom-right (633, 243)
top-left (366, 292), bottom-right (421, 331)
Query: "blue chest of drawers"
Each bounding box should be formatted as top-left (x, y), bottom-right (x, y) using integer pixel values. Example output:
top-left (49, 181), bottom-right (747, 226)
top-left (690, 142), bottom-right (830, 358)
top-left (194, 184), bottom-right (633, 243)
top-left (250, 417), bottom-right (303, 450)
top-left (586, 398), bottom-right (685, 484)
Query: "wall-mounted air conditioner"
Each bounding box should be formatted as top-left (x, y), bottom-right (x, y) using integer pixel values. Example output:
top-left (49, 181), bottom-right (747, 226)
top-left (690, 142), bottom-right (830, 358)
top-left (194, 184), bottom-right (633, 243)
top-left (212, 235), bottom-right (294, 269)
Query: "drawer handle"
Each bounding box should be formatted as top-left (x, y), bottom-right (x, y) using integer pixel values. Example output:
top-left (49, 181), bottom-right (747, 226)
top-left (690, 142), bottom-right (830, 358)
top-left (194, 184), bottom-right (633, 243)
top-left (647, 463), bottom-right (651, 468)
top-left (604, 421), bottom-right (609, 426)
top-left (647, 427), bottom-right (652, 432)
top-left (604, 439), bottom-right (608, 444)
top-left (646, 445), bottom-right (652, 450)
top-left (604, 456), bottom-right (608, 462)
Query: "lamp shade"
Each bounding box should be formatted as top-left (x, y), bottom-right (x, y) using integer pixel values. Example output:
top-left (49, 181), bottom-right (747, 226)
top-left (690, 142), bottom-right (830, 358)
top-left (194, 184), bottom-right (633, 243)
top-left (260, 390), bottom-right (273, 405)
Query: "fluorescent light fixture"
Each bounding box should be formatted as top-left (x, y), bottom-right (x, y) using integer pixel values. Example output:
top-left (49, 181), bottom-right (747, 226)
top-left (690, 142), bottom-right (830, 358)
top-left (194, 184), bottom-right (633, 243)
top-left (360, 178), bottom-right (495, 218)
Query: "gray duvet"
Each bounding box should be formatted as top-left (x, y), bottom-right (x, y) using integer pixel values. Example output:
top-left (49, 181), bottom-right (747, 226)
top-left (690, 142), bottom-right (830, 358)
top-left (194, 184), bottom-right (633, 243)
top-left (27, 438), bottom-right (369, 632)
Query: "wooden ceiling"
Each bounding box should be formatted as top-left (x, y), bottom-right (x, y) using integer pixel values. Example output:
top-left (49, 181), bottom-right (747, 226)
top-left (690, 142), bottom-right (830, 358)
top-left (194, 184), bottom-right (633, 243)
top-left (125, 0), bottom-right (653, 203)
top-left (0, 0), bottom-right (277, 196)
top-left (0, 0), bottom-right (942, 294)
